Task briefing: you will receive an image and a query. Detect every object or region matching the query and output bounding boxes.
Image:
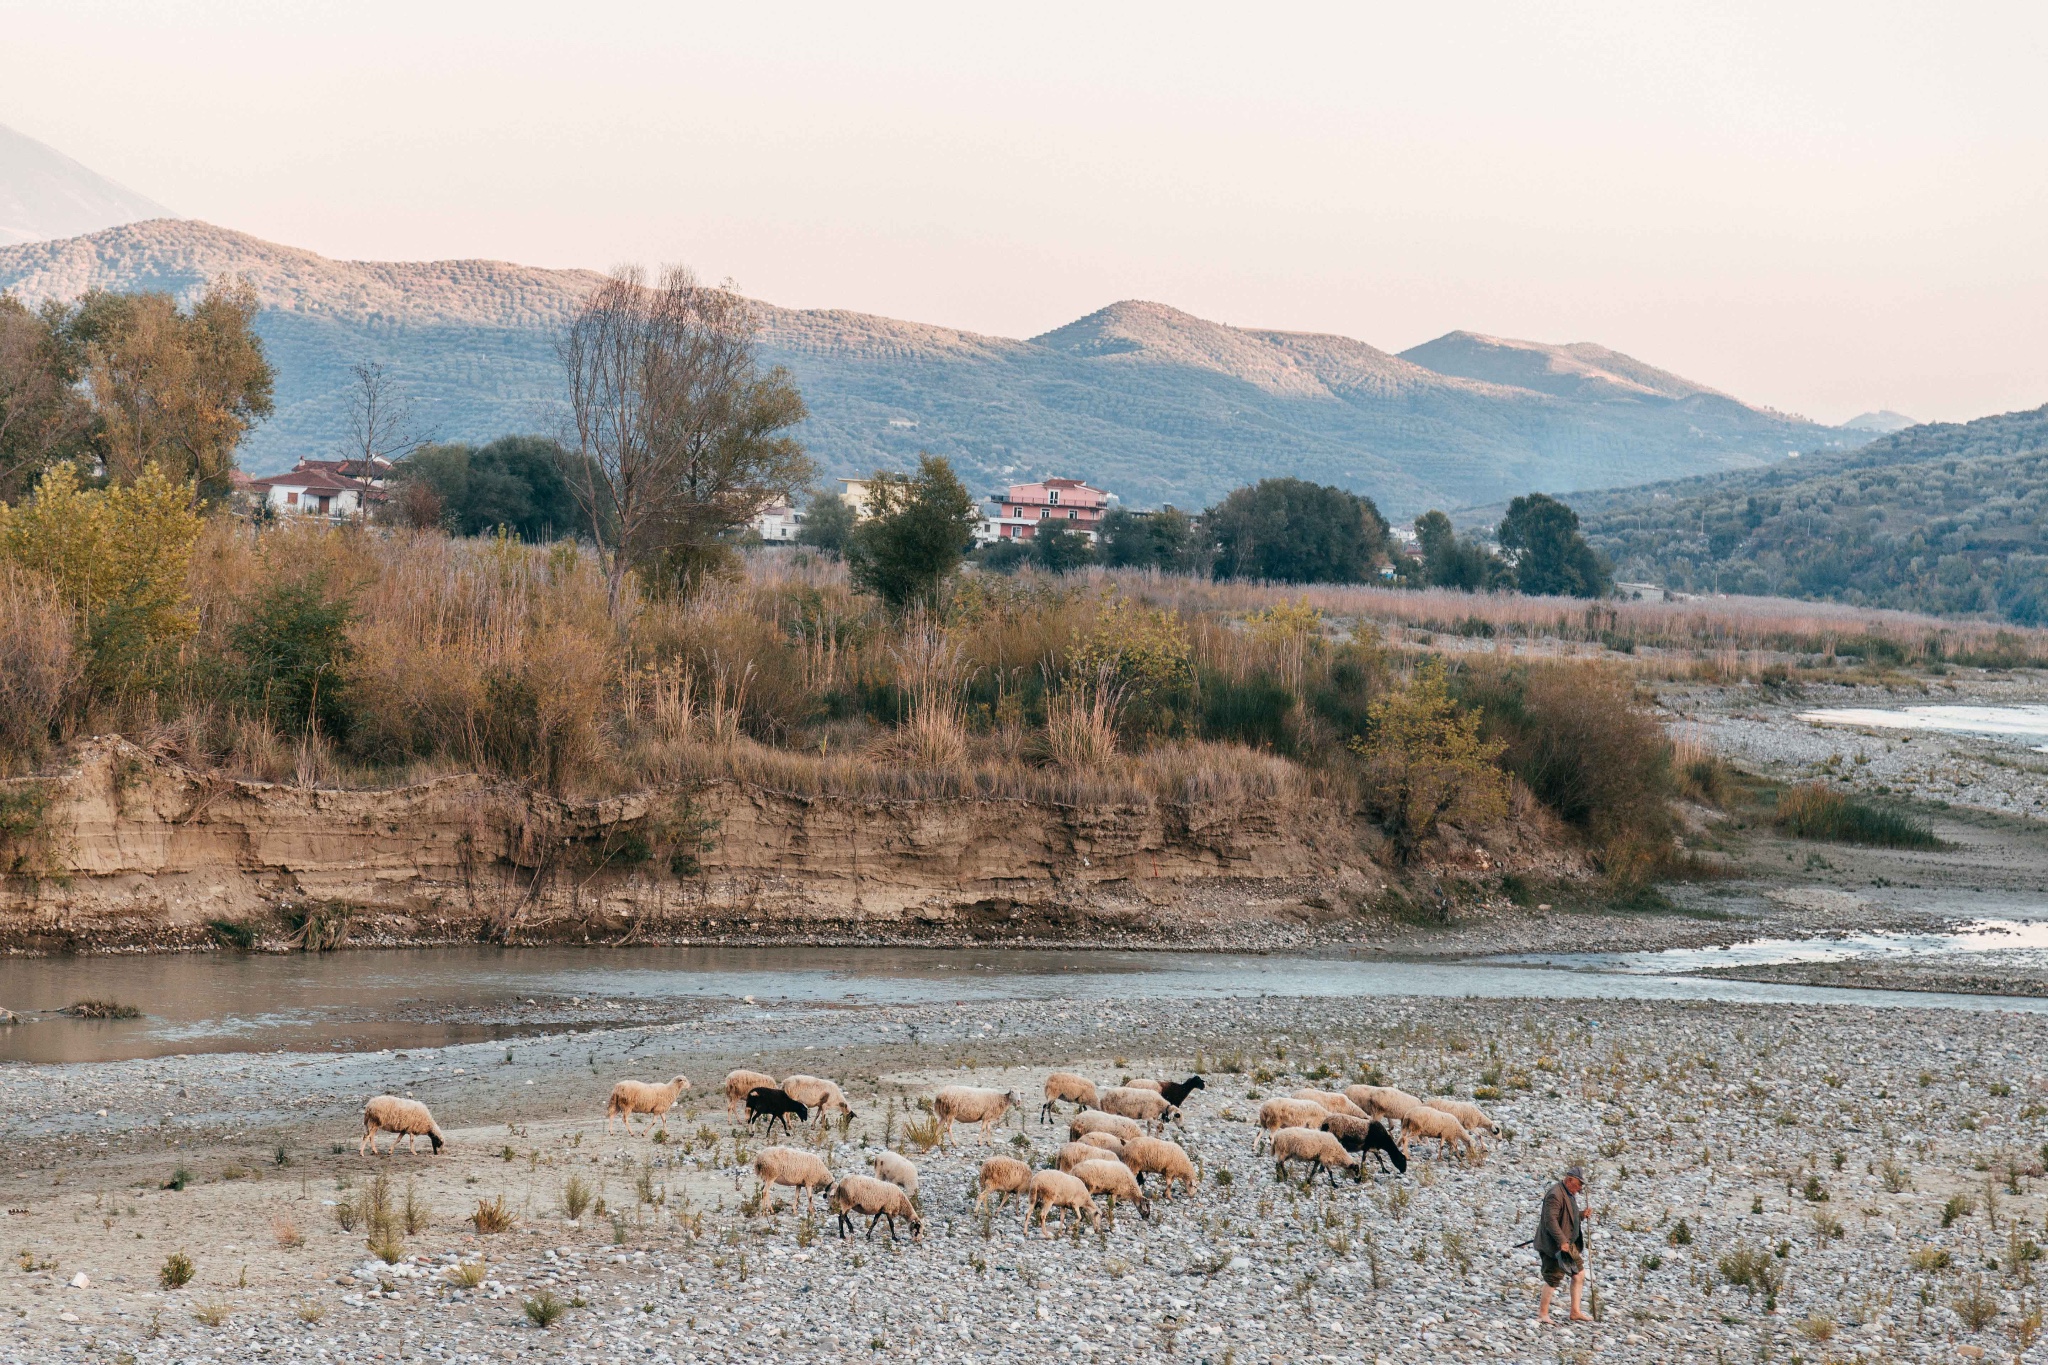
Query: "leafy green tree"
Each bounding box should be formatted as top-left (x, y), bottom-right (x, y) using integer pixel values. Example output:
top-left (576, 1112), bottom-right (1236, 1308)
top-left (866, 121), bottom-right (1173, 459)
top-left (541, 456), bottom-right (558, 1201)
top-left (1415, 509), bottom-right (1508, 591)
top-left (796, 490), bottom-right (856, 555)
top-left (234, 573), bottom-right (355, 738)
top-left (392, 437), bottom-right (582, 540)
top-left (0, 295), bottom-right (96, 501)
top-left (1348, 660), bottom-right (1508, 862)
top-left (1032, 520), bottom-right (1095, 574)
top-left (1497, 494), bottom-right (1611, 598)
top-left (846, 455), bottom-right (978, 609)
top-left (1202, 478), bottom-right (1391, 583)
top-left (970, 538), bottom-right (1030, 573)
top-left (1099, 505), bottom-right (1203, 573)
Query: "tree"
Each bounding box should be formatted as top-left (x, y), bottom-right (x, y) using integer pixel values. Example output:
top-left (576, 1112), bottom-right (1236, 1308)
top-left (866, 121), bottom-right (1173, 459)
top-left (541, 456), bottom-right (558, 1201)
top-left (234, 573), bottom-right (355, 739)
top-left (845, 455), bottom-right (978, 609)
top-left (1099, 505), bottom-right (1203, 574)
top-left (391, 436), bottom-right (582, 540)
top-left (796, 489), bottom-right (855, 555)
top-left (557, 265), bottom-right (813, 609)
top-left (1415, 509), bottom-right (1509, 591)
top-left (1348, 660), bottom-right (1508, 862)
top-left (62, 279), bottom-right (273, 501)
top-left (1202, 478), bottom-right (1391, 583)
top-left (0, 295), bottom-right (95, 501)
top-left (1032, 520), bottom-right (1094, 574)
top-left (344, 360), bottom-right (427, 469)
top-left (1497, 494), bottom-right (1611, 598)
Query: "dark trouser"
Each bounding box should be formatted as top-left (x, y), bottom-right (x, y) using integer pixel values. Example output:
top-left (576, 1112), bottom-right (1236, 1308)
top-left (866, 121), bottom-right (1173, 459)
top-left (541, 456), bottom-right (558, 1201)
top-left (1541, 1252), bottom-right (1580, 1288)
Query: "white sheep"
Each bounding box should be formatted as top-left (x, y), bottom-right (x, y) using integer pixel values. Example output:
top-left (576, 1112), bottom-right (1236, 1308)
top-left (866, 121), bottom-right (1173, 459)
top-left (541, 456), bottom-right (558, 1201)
top-left (1117, 1136), bottom-right (1198, 1201)
top-left (1076, 1131), bottom-right (1125, 1155)
top-left (1253, 1097), bottom-right (1329, 1151)
top-left (870, 1149), bottom-right (919, 1198)
top-left (752, 1145), bottom-right (834, 1215)
top-left (1026, 1169), bottom-right (1101, 1235)
top-left (1346, 1084), bottom-right (1423, 1129)
top-left (1399, 1105), bottom-right (1474, 1160)
top-left (605, 1075), bottom-right (690, 1135)
top-left (360, 1096), bottom-right (445, 1156)
top-left (1424, 1097), bottom-right (1497, 1145)
top-left (1041, 1072), bottom-right (1100, 1123)
top-left (975, 1156), bottom-right (1034, 1216)
top-left (1125, 1078), bottom-right (1164, 1093)
top-left (780, 1074), bottom-right (856, 1123)
top-left (1098, 1086), bottom-right (1180, 1130)
top-left (933, 1086), bottom-right (1019, 1147)
top-left (1270, 1126), bottom-right (1361, 1185)
top-left (1070, 1158), bottom-right (1153, 1220)
top-left (725, 1069), bottom-right (777, 1120)
top-left (1291, 1087), bottom-right (1368, 1119)
top-left (1057, 1141), bottom-right (1108, 1173)
top-left (828, 1173), bottom-right (922, 1241)
top-left (1068, 1109), bottom-right (1143, 1144)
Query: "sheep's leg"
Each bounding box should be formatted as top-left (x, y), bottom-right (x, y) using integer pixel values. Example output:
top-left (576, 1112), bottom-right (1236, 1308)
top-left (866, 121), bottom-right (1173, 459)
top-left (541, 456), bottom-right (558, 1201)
top-left (358, 1127), bottom-right (374, 1157)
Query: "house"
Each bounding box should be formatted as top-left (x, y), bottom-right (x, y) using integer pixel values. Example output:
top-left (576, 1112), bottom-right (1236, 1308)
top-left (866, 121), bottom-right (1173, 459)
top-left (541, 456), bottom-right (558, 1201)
top-left (245, 458), bottom-right (388, 519)
top-left (976, 477), bottom-right (1111, 545)
top-left (838, 478), bottom-right (874, 517)
top-left (750, 503), bottom-right (806, 542)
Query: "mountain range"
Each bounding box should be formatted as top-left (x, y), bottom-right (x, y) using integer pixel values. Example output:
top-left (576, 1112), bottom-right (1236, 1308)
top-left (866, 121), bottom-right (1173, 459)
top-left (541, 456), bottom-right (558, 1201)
top-left (0, 216), bottom-right (1874, 515)
top-left (0, 124), bottom-right (173, 247)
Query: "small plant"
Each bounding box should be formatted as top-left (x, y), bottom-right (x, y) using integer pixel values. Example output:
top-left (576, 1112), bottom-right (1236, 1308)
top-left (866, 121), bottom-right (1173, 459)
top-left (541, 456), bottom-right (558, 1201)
top-left (159, 1252), bottom-right (195, 1290)
top-left (1667, 1217), bottom-right (1692, 1247)
top-left (1880, 1156), bottom-right (1912, 1193)
top-left (1812, 1209), bottom-right (1845, 1242)
top-left (524, 1290), bottom-right (565, 1329)
top-left (470, 1195), bottom-right (514, 1234)
top-left (903, 1114), bottom-right (942, 1153)
top-left (273, 1144), bottom-right (291, 1167)
top-left (1954, 1276), bottom-right (2001, 1332)
top-left (403, 1180), bottom-right (429, 1235)
top-left (561, 1175), bottom-right (593, 1221)
top-left (163, 1167), bottom-right (192, 1192)
top-left (295, 1302), bottom-right (328, 1324)
top-left (368, 1226), bottom-right (404, 1265)
top-left (1943, 1193), bottom-right (1977, 1228)
top-left (1794, 1313), bottom-right (1835, 1343)
top-left (272, 1215), bottom-right (302, 1249)
top-left (192, 1300), bottom-right (231, 1327)
top-left (447, 1261), bottom-right (488, 1289)
top-left (1910, 1246), bottom-right (1953, 1273)
top-left (1641, 1252), bottom-right (1662, 1270)
top-left (332, 1200), bottom-right (358, 1232)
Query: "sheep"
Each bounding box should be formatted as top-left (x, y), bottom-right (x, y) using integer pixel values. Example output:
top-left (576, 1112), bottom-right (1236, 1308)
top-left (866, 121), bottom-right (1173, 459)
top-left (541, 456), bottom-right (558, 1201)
top-left (869, 1149), bottom-right (919, 1199)
top-left (1117, 1136), bottom-right (1198, 1201)
top-left (1070, 1159), bottom-right (1152, 1220)
top-left (1253, 1097), bottom-right (1330, 1151)
top-left (1399, 1105), bottom-right (1474, 1160)
top-left (1424, 1097), bottom-right (1497, 1145)
top-left (1125, 1075), bottom-right (1205, 1107)
top-left (1322, 1114), bottom-right (1408, 1174)
top-left (1068, 1109), bottom-right (1143, 1143)
top-left (1292, 1087), bottom-right (1368, 1119)
top-left (827, 1173), bottom-right (922, 1241)
top-left (1098, 1086), bottom-right (1181, 1130)
top-left (1345, 1084), bottom-right (1423, 1130)
top-left (752, 1146), bottom-right (833, 1216)
top-left (1126, 1078), bottom-right (1162, 1093)
top-left (725, 1069), bottom-right (777, 1120)
top-left (1026, 1169), bottom-right (1100, 1235)
top-left (1057, 1141), bottom-right (1109, 1173)
top-left (780, 1074), bottom-right (856, 1124)
top-left (1077, 1131), bottom-right (1125, 1154)
top-left (1041, 1072), bottom-right (1099, 1124)
top-left (745, 1086), bottom-right (809, 1137)
top-left (360, 1096), bottom-right (445, 1156)
top-left (974, 1156), bottom-right (1034, 1216)
top-left (933, 1087), bottom-right (1020, 1147)
top-left (605, 1075), bottom-right (690, 1135)
top-left (1270, 1126), bottom-right (1361, 1187)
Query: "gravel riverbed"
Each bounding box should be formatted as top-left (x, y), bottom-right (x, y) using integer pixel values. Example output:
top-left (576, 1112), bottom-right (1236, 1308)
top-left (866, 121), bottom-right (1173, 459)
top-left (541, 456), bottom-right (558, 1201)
top-left (3, 990), bottom-right (2045, 1363)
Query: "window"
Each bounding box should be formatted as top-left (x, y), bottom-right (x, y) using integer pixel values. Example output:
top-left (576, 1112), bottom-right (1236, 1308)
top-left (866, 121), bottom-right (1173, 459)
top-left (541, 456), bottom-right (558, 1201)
top-left (1049, 489), bottom-right (1060, 505)
top-left (1039, 508), bottom-right (1048, 519)
top-left (285, 491), bottom-right (299, 506)
top-left (1067, 510), bottom-right (1077, 519)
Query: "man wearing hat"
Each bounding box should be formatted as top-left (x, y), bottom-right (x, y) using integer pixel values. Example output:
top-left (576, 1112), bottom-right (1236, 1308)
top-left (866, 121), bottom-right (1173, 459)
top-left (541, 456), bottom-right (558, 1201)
top-left (1535, 1166), bottom-right (1591, 1324)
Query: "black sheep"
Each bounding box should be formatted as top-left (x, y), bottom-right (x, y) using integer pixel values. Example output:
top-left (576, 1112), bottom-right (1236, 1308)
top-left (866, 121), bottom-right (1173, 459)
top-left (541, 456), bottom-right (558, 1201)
top-left (1334, 1118), bottom-right (1407, 1175)
top-left (1158, 1075), bottom-right (1206, 1108)
top-left (745, 1086), bottom-right (810, 1137)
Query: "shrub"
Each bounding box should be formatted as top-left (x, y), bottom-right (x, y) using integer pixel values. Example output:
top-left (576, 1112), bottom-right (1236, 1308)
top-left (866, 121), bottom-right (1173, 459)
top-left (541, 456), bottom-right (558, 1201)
top-left (561, 1175), bottom-right (593, 1221)
top-left (524, 1290), bottom-right (565, 1329)
top-left (1773, 784), bottom-right (1942, 849)
top-left (447, 1260), bottom-right (487, 1289)
top-left (470, 1196), bottom-right (513, 1234)
top-left (1349, 660), bottom-right (1507, 862)
top-left (159, 1251), bottom-right (195, 1290)
top-left (232, 572), bottom-right (355, 739)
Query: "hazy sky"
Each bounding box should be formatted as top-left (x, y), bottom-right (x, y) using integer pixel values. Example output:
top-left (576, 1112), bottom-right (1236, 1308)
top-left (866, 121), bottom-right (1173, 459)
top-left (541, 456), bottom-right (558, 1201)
top-left (5, 0), bottom-right (2045, 423)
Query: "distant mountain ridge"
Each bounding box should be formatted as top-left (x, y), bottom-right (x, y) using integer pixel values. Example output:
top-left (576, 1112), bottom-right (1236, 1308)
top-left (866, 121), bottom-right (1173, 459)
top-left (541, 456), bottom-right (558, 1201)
top-left (0, 124), bottom-right (174, 247)
top-left (0, 219), bottom-right (1869, 514)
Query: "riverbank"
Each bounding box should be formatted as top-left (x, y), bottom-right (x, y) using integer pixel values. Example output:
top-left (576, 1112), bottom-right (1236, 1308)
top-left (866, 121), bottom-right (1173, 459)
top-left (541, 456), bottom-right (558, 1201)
top-left (3, 990), bottom-right (2043, 1363)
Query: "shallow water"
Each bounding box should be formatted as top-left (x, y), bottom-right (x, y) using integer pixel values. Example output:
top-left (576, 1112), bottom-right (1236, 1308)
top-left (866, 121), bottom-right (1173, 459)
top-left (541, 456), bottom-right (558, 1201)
top-left (1797, 702), bottom-right (2048, 749)
top-left (1487, 917), bottom-right (2048, 975)
top-left (6, 942), bottom-right (2048, 1063)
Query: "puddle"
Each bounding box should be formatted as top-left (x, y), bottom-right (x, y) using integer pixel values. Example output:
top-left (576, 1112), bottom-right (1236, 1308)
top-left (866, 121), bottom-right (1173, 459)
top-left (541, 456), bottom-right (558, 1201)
top-left (1797, 704), bottom-right (2048, 750)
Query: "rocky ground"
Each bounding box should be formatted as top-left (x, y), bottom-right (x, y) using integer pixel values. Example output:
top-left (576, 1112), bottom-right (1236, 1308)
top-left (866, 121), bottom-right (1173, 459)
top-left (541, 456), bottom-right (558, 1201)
top-left (3, 991), bottom-right (2046, 1363)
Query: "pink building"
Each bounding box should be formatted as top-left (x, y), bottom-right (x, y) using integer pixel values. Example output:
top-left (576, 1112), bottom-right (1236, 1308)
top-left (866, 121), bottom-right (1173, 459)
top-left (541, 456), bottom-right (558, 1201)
top-left (977, 477), bottom-right (1111, 544)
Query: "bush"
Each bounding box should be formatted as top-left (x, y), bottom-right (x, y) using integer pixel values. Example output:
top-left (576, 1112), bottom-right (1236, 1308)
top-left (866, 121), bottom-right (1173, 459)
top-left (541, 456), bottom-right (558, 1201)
top-left (1199, 673), bottom-right (1295, 751)
top-left (159, 1251), bottom-right (195, 1290)
top-left (1774, 784), bottom-right (1941, 849)
top-left (232, 572), bottom-right (354, 739)
top-left (1461, 662), bottom-right (1672, 845)
top-left (1348, 661), bottom-right (1508, 863)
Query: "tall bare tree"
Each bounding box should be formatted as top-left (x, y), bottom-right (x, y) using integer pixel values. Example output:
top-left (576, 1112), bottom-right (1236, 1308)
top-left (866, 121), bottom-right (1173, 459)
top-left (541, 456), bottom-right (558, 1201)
top-left (343, 360), bottom-right (427, 471)
top-left (558, 265), bottom-right (811, 610)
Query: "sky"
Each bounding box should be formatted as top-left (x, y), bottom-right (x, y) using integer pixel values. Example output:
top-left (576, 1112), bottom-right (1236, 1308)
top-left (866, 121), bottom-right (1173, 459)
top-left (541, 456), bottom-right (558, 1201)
top-left (4, 0), bottom-right (2046, 425)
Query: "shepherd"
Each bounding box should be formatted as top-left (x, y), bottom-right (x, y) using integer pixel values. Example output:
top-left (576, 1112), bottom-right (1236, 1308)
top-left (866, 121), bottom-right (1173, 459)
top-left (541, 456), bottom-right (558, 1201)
top-left (1535, 1165), bottom-right (1591, 1325)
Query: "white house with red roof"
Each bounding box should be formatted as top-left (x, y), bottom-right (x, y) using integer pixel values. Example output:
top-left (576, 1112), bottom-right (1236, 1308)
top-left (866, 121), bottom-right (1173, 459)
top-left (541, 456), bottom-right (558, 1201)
top-left (244, 458), bottom-right (391, 519)
top-left (977, 477), bottom-right (1111, 545)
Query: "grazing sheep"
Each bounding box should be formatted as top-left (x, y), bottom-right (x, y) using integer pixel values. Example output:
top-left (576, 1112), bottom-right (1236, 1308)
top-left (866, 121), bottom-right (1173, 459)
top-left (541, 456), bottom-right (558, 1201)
top-left (780, 1075), bottom-right (856, 1123)
top-left (869, 1149), bottom-right (919, 1199)
top-left (1070, 1158), bottom-right (1153, 1220)
top-left (725, 1069), bottom-right (777, 1120)
top-left (1077, 1131), bottom-right (1125, 1154)
top-left (1068, 1109), bottom-right (1144, 1143)
top-left (745, 1086), bottom-right (809, 1137)
top-left (1126, 1078), bottom-right (1163, 1093)
top-left (1399, 1105), bottom-right (1473, 1160)
top-left (1322, 1114), bottom-right (1409, 1174)
top-left (1126, 1075), bottom-right (1206, 1108)
top-left (1098, 1086), bottom-right (1181, 1130)
top-left (1041, 1072), bottom-right (1100, 1124)
top-left (1271, 1126), bottom-right (1361, 1187)
top-left (1292, 1087), bottom-right (1368, 1119)
top-left (752, 1146), bottom-right (833, 1215)
top-left (1117, 1136), bottom-right (1199, 1200)
top-left (1424, 1097), bottom-right (1497, 1144)
top-left (1254, 1098), bottom-right (1330, 1151)
top-left (1026, 1169), bottom-right (1101, 1235)
top-left (975, 1156), bottom-right (1034, 1216)
top-left (1056, 1141), bottom-right (1101, 1173)
top-left (605, 1075), bottom-right (690, 1135)
top-left (360, 1096), bottom-right (445, 1157)
top-left (827, 1174), bottom-right (922, 1241)
top-left (933, 1087), bottom-right (1020, 1148)
top-left (1346, 1084), bottom-right (1423, 1129)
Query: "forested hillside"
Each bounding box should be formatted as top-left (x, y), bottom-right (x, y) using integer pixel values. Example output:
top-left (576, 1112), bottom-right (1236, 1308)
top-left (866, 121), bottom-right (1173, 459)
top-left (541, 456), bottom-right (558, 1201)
top-left (1577, 405), bottom-right (2048, 621)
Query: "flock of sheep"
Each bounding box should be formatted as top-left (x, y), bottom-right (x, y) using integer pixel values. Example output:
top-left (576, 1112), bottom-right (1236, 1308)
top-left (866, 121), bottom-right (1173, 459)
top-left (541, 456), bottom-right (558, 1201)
top-left (354, 1065), bottom-right (1498, 1244)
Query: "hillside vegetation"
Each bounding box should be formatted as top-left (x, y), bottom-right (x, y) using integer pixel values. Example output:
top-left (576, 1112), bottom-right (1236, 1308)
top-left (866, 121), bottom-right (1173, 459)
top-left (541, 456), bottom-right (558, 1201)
top-left (1577, 404), bottom-right (2048, 622)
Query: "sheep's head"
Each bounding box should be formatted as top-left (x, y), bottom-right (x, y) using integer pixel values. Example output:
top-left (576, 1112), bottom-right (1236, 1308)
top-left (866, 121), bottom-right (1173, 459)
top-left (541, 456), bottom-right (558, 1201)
top-left (1184, 1075), bottom-right (1206, 1091)
top-left (428, 1131), bottom-right (445, 1154)
top-left (670, 1076), bottom-right (691, 1092)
